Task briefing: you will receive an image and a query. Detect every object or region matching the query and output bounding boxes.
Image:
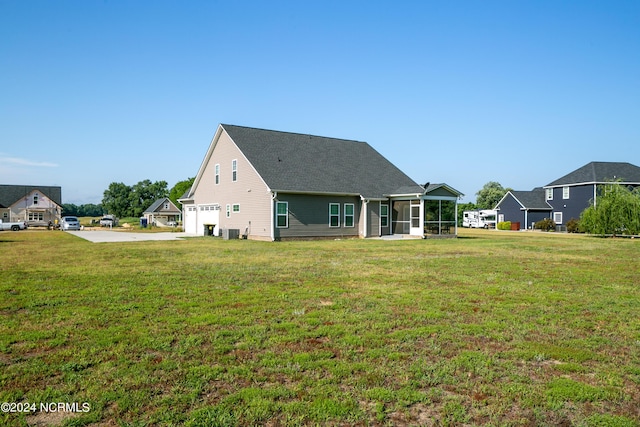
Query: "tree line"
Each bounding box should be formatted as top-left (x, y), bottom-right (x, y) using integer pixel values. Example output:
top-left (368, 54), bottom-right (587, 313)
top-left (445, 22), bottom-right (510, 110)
top-left (101, 178), bottom-right (194, 218)
top-left (62, 178), bottom-right (194, 218)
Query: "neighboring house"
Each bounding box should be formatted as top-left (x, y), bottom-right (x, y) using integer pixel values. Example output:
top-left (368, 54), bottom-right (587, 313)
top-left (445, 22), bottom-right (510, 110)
top-left (180, 124), bottom-right (463, 240)
top-left (0, 185), bottom-right (62, 227)
top-left (494, 188), bottom-right (552, 230)
top-left (495, 161), bottom-right (640, 229)
top-left (143, 198), bottom-right (182, 227)
top-left (544, 161), bottom-right (640, 226)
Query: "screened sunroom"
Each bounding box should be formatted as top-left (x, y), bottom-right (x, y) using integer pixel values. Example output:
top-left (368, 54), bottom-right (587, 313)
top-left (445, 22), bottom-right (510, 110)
top-left (389, 184), bottom-right (462, 238)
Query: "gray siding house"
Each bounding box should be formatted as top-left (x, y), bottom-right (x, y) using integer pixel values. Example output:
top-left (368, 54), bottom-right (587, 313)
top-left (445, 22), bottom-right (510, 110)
top-left (495, 161), bottom-right (640, 229)
top-left (180, 124), bottom-right (462, 240)
top-left (543, 161), bottom-right (640, 226)
top-left (143, 197), bottom-right (182, 227)
top-left (494, 188), bottom-right (552, 230)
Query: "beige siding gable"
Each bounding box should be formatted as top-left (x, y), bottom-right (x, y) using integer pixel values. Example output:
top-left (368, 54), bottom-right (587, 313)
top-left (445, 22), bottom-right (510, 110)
top-left (191, 127), bottom-right (272, 239)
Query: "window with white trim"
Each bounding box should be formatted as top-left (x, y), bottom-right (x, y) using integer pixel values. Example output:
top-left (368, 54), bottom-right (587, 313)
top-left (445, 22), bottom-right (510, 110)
top-left (33, 193), bottom-right (39, 205)
top-left (546, 188), bottom-right (553, 201)
top-left (276, 202), bottom-right (288, 228)
top-left (562, 186), bottom-right (570, 199)
top-left (344, 204), bottom-right (354, 227)
top-left (226, 204), bottom-right (231, 218)
top-left (553, 212), bottom-right (563, 224)
top-left (380, 204), bottom-right (389, 227)
top-left (232, 204), bottom-right (240, 213)
top-left (28, 212), bottom-right (44, 221)
top-left (329, 203), bottom-right (340, 227)
top-left (215, 164), bottom-right (220, 185)
top-left (231, 159), bottom-right (237, 182)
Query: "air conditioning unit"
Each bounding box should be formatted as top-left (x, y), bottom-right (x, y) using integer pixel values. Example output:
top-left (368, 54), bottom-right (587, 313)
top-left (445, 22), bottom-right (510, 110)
top-left (222, 228), bottom-right (240, 240)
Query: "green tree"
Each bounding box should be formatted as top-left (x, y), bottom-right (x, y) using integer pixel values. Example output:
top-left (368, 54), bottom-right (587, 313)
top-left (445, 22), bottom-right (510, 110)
top-left (62, 203), bottom-right (79, 216)
top-left (102, 180), bottom-right (169, 218)
top-left (580, 182), bottom-right (640, 236)
top-left (129, 180), bottom-right (169, 218)
top-left (62, 203), bottom-right (104, 217)
top-left (78, 203), bottom-right (104, 217)
top-left (169, 177), bottom-right (195, 208)
top-left (102, 182), bottom-right (132, 217)
top-left (476, 182), bottom-right (511, 209)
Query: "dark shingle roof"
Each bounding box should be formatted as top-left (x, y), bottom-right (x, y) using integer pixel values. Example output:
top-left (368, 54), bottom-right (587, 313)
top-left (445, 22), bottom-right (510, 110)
top-left (0, 185), bottom-right (62, 208)
top-left (222, 124), bottom-right (424, 199)
top-left (509, 188), bottom-right (552, 210)
top-left (546, 162), bottom-right (640, 187)
top-left (144, 198), bottom-right (181, 214)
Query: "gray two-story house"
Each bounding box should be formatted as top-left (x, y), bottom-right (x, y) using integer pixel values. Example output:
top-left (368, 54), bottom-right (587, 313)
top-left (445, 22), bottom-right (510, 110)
top-left (495, 161), bottom-right (640, 229)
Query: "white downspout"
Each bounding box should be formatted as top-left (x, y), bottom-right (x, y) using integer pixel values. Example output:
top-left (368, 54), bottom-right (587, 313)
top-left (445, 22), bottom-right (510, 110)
top-left (455, 199), bottom-right (459, 235)
top-left (361, 196), bottom-right (368, 238)
top-left (270, 191), bottom-right (277, 241)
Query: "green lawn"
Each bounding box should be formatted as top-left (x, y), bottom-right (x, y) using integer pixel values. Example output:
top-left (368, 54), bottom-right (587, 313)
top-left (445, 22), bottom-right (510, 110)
top-left (1, 229), bottom-right (638, 426)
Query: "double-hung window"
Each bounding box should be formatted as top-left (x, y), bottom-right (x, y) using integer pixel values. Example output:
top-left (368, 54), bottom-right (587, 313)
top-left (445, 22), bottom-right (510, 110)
top-left (329, 203), bottom-right (340, 227)
top-left (380, 204), bottom-right (389, 227)
top-left (563, 186), bottom-right (570, 199)
top-left (276, 202), bottom-right (288, 228)
top-left (215, 164), bottom-right (220, 184)
top-left (344, 204), bottom-right (354, 227)
top-left (232, 160), bottom-right (237, 182)
top-left (226, 204), bottom-right (231, 218)
top-left (546, 188), bottom-right (553, 201)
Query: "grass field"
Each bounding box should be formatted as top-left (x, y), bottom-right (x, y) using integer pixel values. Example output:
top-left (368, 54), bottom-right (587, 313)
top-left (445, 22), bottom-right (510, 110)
top-left (1, 229), bottom-right (638, 426)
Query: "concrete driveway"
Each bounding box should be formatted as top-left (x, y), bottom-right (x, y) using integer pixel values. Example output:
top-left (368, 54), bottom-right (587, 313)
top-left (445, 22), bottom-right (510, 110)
top-left (65, 230), bottom-right (194, 243)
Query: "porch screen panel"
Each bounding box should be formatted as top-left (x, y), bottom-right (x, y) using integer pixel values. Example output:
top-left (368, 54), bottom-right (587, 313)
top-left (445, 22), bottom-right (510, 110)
top-left (424, 200), bottom-right (440, 223)
top-left (411, 203), bottom-right (420, 228)
top-left (392, 201), bottom-right (410, 234)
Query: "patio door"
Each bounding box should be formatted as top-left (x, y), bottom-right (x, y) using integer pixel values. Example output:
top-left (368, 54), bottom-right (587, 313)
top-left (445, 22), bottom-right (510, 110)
top-left (410, 200), bottom-right (422, 236)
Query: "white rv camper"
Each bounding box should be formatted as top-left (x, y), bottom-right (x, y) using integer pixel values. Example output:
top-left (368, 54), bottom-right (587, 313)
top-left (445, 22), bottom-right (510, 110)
top-left (463, 210), bottom-right (497, 228)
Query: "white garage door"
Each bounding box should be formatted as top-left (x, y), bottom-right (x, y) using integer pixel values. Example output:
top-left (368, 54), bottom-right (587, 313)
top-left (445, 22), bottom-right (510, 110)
top-left (196, 204), bottom-right (220, 236)
top-left (184, 206), bottom-right (197, 234)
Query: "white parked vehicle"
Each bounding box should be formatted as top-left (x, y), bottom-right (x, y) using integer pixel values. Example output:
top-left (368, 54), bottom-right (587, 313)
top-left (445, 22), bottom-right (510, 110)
top-left (0, 219), bottom-right (28, 231)
top-left (463, 210), bottom-right (497, 229)
top-left (100, 215), bottom-right (118, 227)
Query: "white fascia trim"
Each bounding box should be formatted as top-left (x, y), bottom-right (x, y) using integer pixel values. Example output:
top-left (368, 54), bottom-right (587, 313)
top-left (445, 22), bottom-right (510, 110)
top-left (189, 125), bottom-right (225, 198)
top-left (271, 190), bottom-right (361, 197)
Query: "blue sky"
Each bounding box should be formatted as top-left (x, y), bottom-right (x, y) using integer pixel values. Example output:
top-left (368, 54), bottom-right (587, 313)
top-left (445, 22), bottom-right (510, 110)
top-left (1, 1), bottom-right (639, 204)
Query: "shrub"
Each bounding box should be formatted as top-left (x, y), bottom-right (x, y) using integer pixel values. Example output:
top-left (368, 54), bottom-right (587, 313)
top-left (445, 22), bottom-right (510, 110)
top-left (580, 182), bottom-right (640, 236)
top-left (497, 221), bottom-right (511, 230)
top-left (534, 218), bottom-right (556, 231)
top-left (566, 218), bottom-right (580, 233)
